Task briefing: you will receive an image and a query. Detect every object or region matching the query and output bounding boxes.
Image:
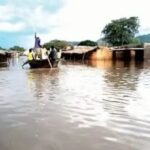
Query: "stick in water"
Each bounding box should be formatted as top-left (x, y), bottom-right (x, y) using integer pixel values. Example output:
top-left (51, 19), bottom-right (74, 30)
top-left (47, 57), bottom-right (52, 68)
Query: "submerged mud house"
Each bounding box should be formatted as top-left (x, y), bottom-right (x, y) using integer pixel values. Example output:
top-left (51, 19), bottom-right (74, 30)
top-left (111, 46), bottom-right (144, 61)
top-left (0, 50), bottom-right (8, 62)
top-left (62, 46), bottom-right (113, 61)
top-left (62, 45), bottom-right (146, 61)
top-left (62, 46), bottom-right (97, 60)
top-left (0, 50), bottom-right (12, 63)
top-left (144, 43), bottom-right (150, 59)
top-left (9, 51), bottom-right (21, 58)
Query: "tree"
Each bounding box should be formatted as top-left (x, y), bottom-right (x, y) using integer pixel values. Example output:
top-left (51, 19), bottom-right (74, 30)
top-left (9, 46), bottom-right (25, 52)
top-left (0, 46), bottom-right (6, 50)
top-left (130, 38), bottom-right (141, 45)
top-left (102, 17), bottom-right (139, 46)
top-left (78, 40), bottom-right (97, 46)
top-left (43, 40), bottom-right (68, 50)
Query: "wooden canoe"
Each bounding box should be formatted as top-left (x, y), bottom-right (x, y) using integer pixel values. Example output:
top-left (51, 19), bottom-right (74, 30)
top-left (28, 59), bottom-right (59, 69)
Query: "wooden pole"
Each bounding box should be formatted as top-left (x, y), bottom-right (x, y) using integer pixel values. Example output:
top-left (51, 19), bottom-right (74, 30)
top-left (47, 57), bottom-right (52, 68)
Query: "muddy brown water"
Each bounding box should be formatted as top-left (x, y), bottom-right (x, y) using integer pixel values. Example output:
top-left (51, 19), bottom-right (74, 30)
top-left (0, 57), bottom-right (150, 150)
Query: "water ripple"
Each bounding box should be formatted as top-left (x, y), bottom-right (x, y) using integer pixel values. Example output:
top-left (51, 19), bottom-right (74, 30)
top-left (0, 59), bottom-right (150, 150)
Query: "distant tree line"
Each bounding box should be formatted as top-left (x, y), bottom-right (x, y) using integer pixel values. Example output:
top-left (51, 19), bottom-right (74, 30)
top-left (43, 40), bottom-right (68, 50)
top-left (78, 40), bottom-right (97, 46)
top-left (137, 34), bottom-right (150, 43)
top-left (0, 46), bottom-right (6, 50)
top-left (9, 46), bottom-right (25, 52)
top-left (0, 45), bottom-right (26, 52)
top-left (0, 17), bottom-right (143, 52)
top-left (42, 39), bottom-right (98, 49)
top-left (42, 17), bottom-right (143, 48)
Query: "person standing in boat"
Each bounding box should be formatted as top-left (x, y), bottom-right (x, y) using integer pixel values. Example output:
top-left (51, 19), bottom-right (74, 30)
top-left (41, 47), bottom-right (48, 60)
top-left (48, 46), bottom-right (58, 66)
top-left (34, 33), bottom-right (42, 59)
top-left (56, 49), bottom-right (62, 59)
top-left (22, 48), bottom-right (34, 67)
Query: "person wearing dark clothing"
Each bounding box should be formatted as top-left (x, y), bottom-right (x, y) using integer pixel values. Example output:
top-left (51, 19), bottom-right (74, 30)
top-left (49, 46), bottom-right (58, 66)
top-left (34, 33), bottom-right (41, 48)
top-left (34, 33), bottom-right (42, 59)
top-left (49, 46), bottom-right (57, 60)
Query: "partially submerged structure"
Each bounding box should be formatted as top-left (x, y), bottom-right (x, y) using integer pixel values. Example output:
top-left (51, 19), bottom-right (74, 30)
top-left (0, 50), bottom-right (10, 62)
top-left (111, 46), bottom-right (144, 61)
top-left (62, 46), bottom-right (118, 61)
top-left (62, 46), bottom-right (98, 61)
top-left (144, 43), bottom-right (150, 59)
top-left (62, 45), bottom-right (145, 61)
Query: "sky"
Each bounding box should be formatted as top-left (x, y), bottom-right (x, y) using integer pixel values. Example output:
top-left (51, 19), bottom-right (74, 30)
top-left (0, 0), bottom-right (150, 49)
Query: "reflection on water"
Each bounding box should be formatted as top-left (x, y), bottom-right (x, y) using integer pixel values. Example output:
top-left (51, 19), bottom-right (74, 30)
top-left (88, 59), bottom-right (144, 69)
top-left (0, 58), bottom-right (150, 150)
top-left (27, 69), bottom-right (60, 100)
top-left (0, 62), bottom-right (9, 67)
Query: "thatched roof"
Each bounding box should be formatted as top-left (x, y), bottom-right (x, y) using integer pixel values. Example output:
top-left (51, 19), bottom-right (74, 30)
top-left (62, 46), bottom-right (98, 54)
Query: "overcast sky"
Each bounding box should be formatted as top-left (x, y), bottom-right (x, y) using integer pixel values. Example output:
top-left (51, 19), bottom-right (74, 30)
top-left (0, 0), bottom-right (149, 49)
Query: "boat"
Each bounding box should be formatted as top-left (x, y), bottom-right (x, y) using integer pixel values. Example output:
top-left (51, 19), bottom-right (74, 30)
top-left (28, 59), bottom-right (59, 69)
top-left (23, 33), bottom-right (61, 69)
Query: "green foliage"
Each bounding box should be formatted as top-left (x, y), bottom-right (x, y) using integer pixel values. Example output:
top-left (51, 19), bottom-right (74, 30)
top-left (9, 46), bottom-right (25, 52)
top-left (102, 17), bottom-right (139, 46)
top-left (130, 38), bottom-right (141, 44)
top-left (78, 40), bottom-right (97, 46)
top-left (43, 40), bottom-right (68, 50)
top-left (67, 41), bottom-right (79, 46)
top-left (0, 46), bottom-right (6, 50)
top-left (137, 34), bottom-right (150, 43)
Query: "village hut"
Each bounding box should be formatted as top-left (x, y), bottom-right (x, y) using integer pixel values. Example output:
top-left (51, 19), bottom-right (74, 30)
top-left (0, 50), bottom-right (8, 62)
top-left (62, 46), bottom-right (113, 61)
top-left (62, 46), bottom-right (98, 61)
top-left (62, 45), bottom-right (145, 61)
top-left (144, 43), bottom-right (150, 59)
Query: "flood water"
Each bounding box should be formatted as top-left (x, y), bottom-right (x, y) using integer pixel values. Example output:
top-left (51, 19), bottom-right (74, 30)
top-left (0, 57), bottom-right (150, 150)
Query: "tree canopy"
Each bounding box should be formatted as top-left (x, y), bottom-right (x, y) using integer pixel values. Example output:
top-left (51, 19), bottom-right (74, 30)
top-left (130, 37), bottom-right (141, 45)
top-left (78, 40), bottom-right (97, 46)
top-left (102, 17), bottom-right (139, 46)
top-left (43, 40), bottom-right (68, 50)
top-left (0, 46), bottom-right (6, 50)
top-left (9, 46), bottom-right (25, 52)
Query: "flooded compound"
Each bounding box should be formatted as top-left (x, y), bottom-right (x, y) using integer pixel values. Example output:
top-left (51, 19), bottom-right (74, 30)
top-left (0, 57), bottom-right (150, 150)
